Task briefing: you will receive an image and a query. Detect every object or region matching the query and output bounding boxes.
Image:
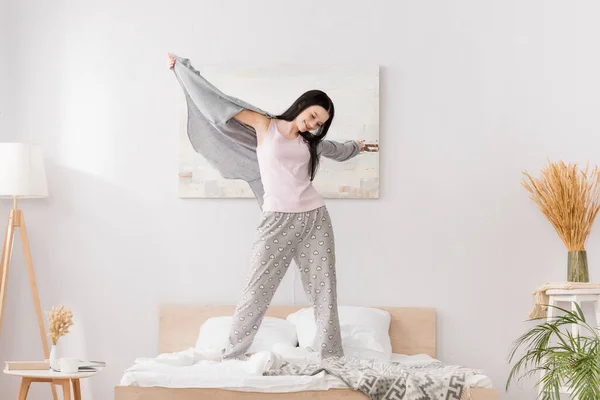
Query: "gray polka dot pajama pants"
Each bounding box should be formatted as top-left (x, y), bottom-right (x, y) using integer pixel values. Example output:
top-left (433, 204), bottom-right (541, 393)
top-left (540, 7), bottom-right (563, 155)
top-left (222, 206), bottom-right (344, 361)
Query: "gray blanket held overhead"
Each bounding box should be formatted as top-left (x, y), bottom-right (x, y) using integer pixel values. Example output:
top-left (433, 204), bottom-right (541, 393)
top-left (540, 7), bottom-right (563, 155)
top-left (171, 54), bottom-right (361, 209)
top-left (264, 356), bottom-right (480, 400)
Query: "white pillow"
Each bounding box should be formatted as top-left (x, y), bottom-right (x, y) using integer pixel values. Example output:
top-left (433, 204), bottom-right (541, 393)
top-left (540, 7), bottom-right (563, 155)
top-left (286, 306), bottom-right (392, 360)
top-left (194, 316), bottom-right (298, 353)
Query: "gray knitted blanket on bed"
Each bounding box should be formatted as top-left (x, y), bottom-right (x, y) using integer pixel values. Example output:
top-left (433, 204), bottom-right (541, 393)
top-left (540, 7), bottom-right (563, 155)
top-left (264, 356), bottom-right (480, 400)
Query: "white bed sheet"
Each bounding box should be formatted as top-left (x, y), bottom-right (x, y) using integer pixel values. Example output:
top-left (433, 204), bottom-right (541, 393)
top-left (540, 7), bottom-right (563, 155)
top-left (119, 347), bottom-right (493, 392)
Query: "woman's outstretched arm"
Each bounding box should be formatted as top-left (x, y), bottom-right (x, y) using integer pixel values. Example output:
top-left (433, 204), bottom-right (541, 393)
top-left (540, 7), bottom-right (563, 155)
top-left (232, 110), bottom-right (270, 135)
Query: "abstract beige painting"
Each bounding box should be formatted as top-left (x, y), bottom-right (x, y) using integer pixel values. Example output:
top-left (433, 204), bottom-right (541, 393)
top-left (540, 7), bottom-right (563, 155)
top-left (178, 65), bottom-right (379, 199)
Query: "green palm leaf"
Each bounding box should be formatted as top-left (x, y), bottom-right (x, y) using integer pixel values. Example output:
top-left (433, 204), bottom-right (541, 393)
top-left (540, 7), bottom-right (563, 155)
top-left (506, 303), bottom-right (600, 399)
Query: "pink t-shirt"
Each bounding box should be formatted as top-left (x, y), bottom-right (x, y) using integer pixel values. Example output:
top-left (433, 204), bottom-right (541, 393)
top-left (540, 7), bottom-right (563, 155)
top-left (256, 119), bottom-right (325, 213)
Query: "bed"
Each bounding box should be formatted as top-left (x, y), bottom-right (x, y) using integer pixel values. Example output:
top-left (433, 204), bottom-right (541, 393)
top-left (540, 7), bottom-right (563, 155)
top-left (114, 304), bottom-right (499, 400)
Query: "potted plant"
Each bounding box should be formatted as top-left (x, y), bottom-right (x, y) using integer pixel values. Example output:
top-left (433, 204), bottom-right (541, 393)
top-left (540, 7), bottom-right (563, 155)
top-left (506, 304), bottom-right (600, 399)
top-left (521, 160), bottom-right (600, 282)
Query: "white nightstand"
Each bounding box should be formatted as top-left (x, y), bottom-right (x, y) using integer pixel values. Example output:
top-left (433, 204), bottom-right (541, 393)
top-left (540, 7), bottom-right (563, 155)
top-left (538, 288), bottom-right (600, 399)
top-left (3, 366), bottom-right (103, 400)
top-left (545, 288), bottom-right (600, 335)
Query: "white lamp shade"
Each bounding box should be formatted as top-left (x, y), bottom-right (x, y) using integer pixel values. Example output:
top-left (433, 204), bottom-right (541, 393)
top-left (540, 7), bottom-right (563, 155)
top-left (0, 143), bottom-right (49, 199)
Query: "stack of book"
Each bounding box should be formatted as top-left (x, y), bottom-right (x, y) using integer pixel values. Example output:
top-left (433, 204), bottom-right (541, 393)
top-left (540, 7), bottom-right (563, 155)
top-left (5, 360), bottom-right (106, 371)
top-left (4, 361), bottom-right (49, 370)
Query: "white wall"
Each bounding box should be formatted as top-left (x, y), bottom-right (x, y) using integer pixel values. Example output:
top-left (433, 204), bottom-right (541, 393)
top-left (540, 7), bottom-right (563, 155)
top-left (0, 0), bottom-right (15, 141)
top-left (0, 0), bottom-right (17, 242)
top-left (2, 1), bottom-right (600, 399)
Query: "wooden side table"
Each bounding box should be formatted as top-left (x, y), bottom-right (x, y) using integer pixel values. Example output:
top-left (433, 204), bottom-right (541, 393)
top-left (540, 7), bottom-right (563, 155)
top-left (3, 367), bottom-right (102, 400)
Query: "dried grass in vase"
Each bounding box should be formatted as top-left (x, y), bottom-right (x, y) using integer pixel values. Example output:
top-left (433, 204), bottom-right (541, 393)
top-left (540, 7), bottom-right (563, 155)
top-left (522, 160), bottom-right (600, 282)
top-left (46, 305), bottom-right (74, 345)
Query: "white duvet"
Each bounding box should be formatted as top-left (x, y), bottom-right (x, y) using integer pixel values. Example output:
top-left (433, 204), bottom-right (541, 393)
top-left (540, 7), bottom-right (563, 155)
top-left (119, 345), bottom-right (493, 392)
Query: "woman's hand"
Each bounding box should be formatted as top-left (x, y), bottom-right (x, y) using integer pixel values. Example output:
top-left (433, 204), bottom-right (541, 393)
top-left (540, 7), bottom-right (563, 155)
top-left (167, 53), bottom-right (176, 70)
top-left (356, 140), bottom-right (366, 152)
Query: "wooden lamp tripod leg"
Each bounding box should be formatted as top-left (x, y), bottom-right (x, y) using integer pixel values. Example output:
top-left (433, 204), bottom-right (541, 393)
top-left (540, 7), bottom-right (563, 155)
top-left (0, 208), bottom-right (58, 400)
top-left (18, 212), bottom-right (50, 359)
top-left (18, 211), bottom-right (58, 400)
top-left (0, 210), bottom-right (17, 337)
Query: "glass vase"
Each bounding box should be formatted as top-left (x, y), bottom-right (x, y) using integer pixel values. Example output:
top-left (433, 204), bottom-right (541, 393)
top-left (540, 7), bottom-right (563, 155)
top-left (568, 250), bottom-right (589, 282)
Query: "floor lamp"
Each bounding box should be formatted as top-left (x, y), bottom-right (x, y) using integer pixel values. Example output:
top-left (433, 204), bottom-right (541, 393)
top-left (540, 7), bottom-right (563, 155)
top-left (0, 143), bottom-right (58, 400)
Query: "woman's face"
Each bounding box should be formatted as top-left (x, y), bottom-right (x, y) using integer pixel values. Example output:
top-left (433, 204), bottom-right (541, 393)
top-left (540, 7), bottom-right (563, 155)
top-left (296, 105), bottom-right (330, 133)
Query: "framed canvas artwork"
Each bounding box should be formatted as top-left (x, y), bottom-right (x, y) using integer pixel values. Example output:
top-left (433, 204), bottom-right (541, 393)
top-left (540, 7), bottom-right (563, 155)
top-left (178, 65), bottom-right (379, 199)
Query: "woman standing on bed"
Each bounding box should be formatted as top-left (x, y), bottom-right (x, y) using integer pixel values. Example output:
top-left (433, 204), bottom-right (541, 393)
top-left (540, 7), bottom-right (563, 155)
top-left (168, 54), bottom-right (365, 362)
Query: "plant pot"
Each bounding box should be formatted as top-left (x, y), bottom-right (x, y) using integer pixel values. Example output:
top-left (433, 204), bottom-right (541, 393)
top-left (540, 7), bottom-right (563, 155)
top-left (49, 344), bottom-right (59, 371)
top-left (568, 251), bottom-right (589, 282)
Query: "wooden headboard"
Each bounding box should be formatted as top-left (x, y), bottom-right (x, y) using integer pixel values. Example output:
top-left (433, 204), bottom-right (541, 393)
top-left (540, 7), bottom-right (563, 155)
top-left (158, 304), bottom-right (437, 357)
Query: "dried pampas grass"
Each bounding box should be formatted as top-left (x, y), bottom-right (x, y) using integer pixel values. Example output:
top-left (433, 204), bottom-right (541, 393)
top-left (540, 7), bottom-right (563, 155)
top-left (47, 305), bottom-right (74, 345)
top-left (522, 160), bottom-right (600, 251)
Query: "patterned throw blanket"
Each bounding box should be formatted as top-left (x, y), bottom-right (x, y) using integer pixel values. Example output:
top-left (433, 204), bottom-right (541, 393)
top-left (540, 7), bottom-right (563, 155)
top-left (264, 356), bottom-right (481, 400)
